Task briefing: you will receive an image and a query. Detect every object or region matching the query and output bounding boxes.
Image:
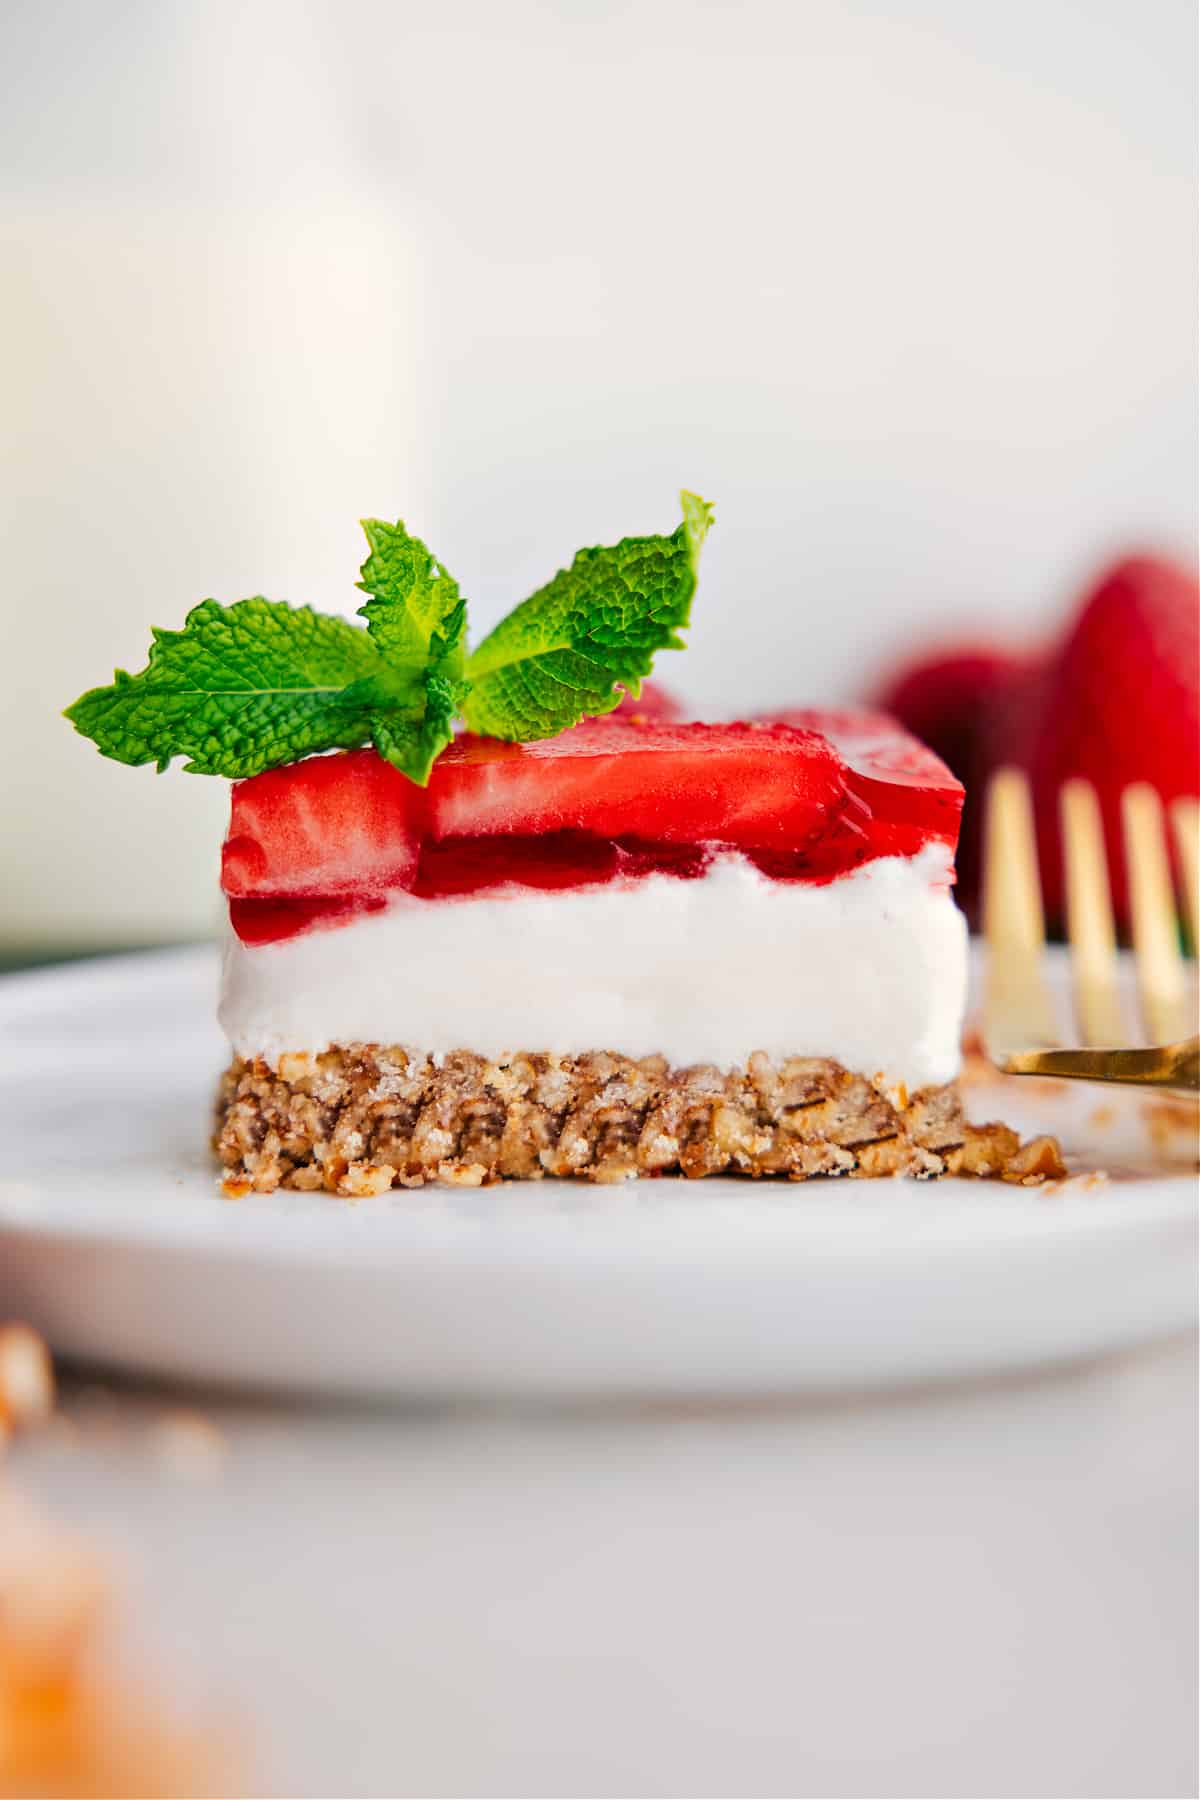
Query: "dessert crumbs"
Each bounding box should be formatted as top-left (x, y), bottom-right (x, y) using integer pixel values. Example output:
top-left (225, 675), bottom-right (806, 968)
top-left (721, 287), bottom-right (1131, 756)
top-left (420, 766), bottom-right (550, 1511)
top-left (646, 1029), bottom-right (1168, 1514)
top-left (213, 1045), bottom-right (1066, 1195)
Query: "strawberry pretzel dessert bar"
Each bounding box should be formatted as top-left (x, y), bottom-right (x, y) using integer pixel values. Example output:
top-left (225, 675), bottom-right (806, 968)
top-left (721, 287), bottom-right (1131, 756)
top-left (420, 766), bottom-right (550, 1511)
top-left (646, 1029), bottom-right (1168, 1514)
top-left (66, 493), bottom-right (1061, 1194)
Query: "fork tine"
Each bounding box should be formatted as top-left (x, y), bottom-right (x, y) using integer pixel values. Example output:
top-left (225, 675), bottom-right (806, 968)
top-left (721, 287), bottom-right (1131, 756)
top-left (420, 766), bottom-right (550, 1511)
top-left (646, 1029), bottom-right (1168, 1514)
top-left (1060, 779), bottom-right (1125, 1045)
top-left (1122, 784), bottom-right (1191, 1044)
top-left (983, 768), bottom-right (1046, 949)
top-left (1169, 797), bottom-right (1199, 956)
top-left (983, 768), bottom-right (1059, 1053)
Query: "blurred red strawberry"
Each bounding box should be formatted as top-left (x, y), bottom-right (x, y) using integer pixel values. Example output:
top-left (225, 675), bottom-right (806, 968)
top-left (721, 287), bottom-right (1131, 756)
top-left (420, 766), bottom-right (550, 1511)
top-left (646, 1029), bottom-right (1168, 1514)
top-left (990, 554), bottom-right (1199, 926)
top-left (874, 647), bottom-right (1028, 797)
top-left (874, 554), bottom-right (1200, 929)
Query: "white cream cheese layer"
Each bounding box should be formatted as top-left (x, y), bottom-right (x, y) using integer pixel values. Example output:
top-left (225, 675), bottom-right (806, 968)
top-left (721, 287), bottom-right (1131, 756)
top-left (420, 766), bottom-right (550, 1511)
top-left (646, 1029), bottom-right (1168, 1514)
top-left (220, 847), bottom-right (967, 1090)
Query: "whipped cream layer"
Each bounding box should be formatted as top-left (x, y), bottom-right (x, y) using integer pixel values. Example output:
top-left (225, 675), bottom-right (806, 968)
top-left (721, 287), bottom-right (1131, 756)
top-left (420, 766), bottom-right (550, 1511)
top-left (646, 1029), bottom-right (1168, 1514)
top-left (220, 846), bottom-right (967, 1091)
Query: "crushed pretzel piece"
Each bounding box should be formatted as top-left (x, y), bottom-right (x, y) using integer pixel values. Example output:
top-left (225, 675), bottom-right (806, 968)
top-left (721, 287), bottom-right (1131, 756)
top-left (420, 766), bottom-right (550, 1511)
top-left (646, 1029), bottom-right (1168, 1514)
top-left (1002, 1134), bottom-right (1069, 1185)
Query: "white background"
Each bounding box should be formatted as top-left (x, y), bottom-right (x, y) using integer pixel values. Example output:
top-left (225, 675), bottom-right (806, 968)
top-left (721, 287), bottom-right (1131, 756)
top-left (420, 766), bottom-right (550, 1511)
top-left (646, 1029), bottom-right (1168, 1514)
top-left (2, 0), bottom-right (1197, 948)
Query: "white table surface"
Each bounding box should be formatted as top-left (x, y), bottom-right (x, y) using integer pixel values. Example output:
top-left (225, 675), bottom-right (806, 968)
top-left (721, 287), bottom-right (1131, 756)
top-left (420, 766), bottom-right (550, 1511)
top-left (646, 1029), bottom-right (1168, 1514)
top-left (11, 1334), bottom-right (1198, 1799)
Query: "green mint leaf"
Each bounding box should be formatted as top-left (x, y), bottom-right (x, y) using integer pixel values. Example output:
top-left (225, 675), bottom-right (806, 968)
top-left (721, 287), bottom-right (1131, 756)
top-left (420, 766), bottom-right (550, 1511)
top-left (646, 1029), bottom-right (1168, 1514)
top-left (461, 491), bottom-right (713, 741)
top-left (356, 517), bottom-right (467, 680)
top-left (353, 517), bottom-right (470, 779)
top-left (64, 598), bottom-right (385, 778)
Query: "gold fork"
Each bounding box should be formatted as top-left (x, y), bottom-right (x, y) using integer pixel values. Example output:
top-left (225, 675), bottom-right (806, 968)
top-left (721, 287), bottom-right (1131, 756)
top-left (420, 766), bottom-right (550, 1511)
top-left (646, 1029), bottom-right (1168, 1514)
top-left (982, 770), bottom-right (1200, 1090)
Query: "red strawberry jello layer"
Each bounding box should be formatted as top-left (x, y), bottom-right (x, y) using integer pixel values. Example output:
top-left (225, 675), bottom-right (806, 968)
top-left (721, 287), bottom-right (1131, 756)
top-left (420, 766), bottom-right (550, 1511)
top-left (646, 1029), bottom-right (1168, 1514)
top-left (222, 712), bottom-right (963, 946)
top-left (217, 711), bottom-right (971, 1104)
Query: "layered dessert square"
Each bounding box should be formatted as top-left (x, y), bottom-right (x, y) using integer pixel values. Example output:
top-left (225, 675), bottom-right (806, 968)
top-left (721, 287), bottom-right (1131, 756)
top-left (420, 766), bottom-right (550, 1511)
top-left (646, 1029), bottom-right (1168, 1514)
top-left (214, 710), bottom-right (1049, 1192)
top-left (62, 489), bottom-right (1060, 1193)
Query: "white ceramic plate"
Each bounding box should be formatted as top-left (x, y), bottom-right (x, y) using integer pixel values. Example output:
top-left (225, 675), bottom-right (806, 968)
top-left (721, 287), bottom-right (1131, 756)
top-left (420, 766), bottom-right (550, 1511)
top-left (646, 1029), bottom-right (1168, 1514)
top-left (0, 947), bottom-right (1194, 1397)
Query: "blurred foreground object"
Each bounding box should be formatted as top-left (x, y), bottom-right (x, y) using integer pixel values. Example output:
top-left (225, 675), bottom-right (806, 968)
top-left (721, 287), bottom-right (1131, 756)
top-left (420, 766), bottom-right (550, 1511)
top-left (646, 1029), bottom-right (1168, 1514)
top-left (0, 1326), bottom-right (55, 1444)
top-left (0, 1326), bottom-right (234, 1798)
top-left (876, 555), bottom-right (1200, 928)
top-left (981, 769), bottom-right (1198, 1092)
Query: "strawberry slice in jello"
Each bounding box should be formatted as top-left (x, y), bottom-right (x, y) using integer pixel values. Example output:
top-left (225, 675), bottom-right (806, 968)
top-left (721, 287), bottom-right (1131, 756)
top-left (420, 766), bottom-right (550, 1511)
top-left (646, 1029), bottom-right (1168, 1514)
top-left (222, 714), bottom-right (962, 945)
top-left (751, 709), bottom-right (965, 864)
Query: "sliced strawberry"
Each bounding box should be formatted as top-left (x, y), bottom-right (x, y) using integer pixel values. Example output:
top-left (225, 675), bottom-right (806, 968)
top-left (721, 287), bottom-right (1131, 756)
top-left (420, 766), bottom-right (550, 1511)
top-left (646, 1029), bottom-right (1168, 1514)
top-left (411, 833), bottom-right (712, 899)
top-left (425, 719), bottom-right (851, 849)
top-left (227, 891), bottom-right (389, 947)
top-left (223, 712), bottom-right (964, 943)
top-left (750, 708), bottom-right (964, 856)
top-left (222, 750), bottom-right (421, 899)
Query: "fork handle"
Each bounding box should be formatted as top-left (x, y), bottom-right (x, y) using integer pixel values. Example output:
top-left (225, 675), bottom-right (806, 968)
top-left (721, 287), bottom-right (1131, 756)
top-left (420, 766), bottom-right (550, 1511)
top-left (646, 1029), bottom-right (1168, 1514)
top-left (999, 1036), bottom-right (1200, 1092)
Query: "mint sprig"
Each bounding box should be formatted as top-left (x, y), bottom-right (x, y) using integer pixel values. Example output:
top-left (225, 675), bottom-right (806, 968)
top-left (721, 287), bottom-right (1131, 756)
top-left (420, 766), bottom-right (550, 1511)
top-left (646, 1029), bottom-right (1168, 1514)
top-left (64, 493), bottom-right (711, 784)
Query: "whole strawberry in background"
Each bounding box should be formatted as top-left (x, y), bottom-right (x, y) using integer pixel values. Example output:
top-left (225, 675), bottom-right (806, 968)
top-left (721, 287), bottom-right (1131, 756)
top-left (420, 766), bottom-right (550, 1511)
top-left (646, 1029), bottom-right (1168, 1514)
top-left (875, 554), bottom-right (1200, 931)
